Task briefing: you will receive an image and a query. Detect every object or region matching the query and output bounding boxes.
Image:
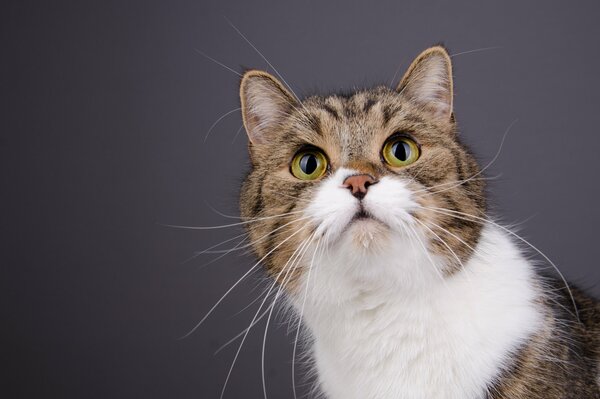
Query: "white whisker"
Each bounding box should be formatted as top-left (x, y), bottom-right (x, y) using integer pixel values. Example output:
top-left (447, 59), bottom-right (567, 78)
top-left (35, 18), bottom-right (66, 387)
top-left (412, 217), bottom-right (467, 276)
top-left (412, 174), bottom-right (500, 196)
top-left (180, 224), bottom-right (309, 340)
top-left (292, 236), bottom-right (321, 399)
top-left (214, 304), bottom-right (272, 355)
top-left (204, 107), bottom-right (242, 142)
top-left (404, 220), bottom-right (447, 285)
top-left (219, 227), bottom-right (314, 399)
top-left (194, 48), bottom-right (242, 77)
top-left (261, 231), bottom-right (317, 399)
top-left (194, 215), bottom-right (315, 273)
top-left (414, 119), bottom-right (517, 197)
top-left (162, 210), bottom-right (305, 230)
top-left (182, 234), bottom-right (249, 265)
top-left (424, 218), bottom-right (485, 259)
top-left (449, 46), bottom-right (502, 58)
top-left (232, 124), bottom-right (245, 143)
top-left (225, 17), bottom-right (314, 122)
top-left (225, 18), bottom-right (301, 103)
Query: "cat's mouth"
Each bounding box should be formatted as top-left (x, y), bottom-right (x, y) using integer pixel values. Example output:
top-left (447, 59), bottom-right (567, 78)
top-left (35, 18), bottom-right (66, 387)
top-left (350, 207), bottom-right (382, 225)
top-left (353, 209), bottom-right (370, 220)
top-left (345, 207), bottom-right (390, 249)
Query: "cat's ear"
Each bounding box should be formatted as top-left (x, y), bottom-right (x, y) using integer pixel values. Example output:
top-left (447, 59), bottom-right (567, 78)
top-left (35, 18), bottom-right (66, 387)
top-left (396, 46), bottom-right (453, 121)
top-left (240, 70), bottom-right (298, 144)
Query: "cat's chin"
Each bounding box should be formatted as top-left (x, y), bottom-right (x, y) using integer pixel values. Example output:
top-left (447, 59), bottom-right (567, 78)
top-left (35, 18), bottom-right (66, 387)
top-left (346, 217), bottom-right (390, 252)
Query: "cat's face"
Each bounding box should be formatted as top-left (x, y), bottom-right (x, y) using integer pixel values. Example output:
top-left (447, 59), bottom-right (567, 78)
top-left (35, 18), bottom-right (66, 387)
top-left (239, 47), bottom-right (485, 293)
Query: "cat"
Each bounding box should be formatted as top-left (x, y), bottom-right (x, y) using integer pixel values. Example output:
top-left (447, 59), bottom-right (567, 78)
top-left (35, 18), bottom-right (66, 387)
top-left (236, 46), bottom-right (600, 399)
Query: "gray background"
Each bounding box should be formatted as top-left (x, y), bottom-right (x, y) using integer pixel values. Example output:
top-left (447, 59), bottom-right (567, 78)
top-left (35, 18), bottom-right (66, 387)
top-left (3, 1), bottom-right (600, 398)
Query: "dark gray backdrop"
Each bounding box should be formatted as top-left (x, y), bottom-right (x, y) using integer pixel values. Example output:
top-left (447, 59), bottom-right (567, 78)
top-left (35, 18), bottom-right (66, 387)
top-left (3, 1), bottom-right (600, 398)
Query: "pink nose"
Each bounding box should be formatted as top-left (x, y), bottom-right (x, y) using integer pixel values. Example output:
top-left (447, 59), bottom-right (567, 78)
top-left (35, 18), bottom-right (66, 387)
top-left (342, 174), bottom-right (378, 199)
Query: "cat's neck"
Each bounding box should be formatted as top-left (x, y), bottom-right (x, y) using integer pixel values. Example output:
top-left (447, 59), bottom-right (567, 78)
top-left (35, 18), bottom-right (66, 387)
top-left (297, 223), bottom-right (543, 399)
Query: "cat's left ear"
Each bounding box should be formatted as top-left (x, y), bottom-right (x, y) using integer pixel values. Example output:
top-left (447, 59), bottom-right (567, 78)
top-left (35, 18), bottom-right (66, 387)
top-left (396, 46), bottom-right (454, 121)
top-left (240, 70), bottom-right (298, 145)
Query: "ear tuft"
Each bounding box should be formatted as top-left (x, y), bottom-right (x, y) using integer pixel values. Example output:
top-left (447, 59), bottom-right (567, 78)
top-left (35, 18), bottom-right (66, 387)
top-left (240, 70), bottom-right (297, 144)
top-left (396, 46), bottom-right (453, 121)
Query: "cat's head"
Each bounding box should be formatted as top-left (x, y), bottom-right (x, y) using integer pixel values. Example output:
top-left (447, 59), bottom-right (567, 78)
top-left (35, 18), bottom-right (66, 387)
top-left (239, 46), bottom-right (485, 293)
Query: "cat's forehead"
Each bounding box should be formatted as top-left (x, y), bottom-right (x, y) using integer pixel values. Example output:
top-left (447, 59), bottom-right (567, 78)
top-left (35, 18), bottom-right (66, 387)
top-left (303, 87), bottom-right (400, 122)
top-left (295, 88), bottom-right (425, 162)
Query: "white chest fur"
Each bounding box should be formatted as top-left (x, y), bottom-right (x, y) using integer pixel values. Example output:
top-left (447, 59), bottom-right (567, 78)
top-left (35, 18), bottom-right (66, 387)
top-left (295, 224), bottom-right (542, 399)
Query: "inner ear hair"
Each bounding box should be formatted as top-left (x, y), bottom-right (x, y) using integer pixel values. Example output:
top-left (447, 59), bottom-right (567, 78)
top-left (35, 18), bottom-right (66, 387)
top-left (240, 70), bottom-right (298, 144)
top-left (396, 46), bottom-right (454, 121)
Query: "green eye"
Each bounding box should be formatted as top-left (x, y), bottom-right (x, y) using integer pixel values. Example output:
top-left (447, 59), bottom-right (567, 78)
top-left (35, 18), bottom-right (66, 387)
top-left (382, 136), bottom-right (420, 167)
top-left (291, 150), bottom-right (328, 180)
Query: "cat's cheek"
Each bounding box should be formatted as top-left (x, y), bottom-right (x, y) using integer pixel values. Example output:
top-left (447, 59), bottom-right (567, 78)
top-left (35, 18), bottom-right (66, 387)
top-left (362, 176), bottom-right (418, 232)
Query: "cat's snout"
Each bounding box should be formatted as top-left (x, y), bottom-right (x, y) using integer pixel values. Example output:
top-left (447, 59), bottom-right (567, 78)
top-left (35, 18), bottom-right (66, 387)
top-left (342, 174), bottom-right (378, 200)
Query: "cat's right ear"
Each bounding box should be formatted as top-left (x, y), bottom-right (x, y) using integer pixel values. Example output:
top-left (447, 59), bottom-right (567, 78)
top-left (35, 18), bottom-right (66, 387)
top-left (240, 70), bottom-right (298, 145)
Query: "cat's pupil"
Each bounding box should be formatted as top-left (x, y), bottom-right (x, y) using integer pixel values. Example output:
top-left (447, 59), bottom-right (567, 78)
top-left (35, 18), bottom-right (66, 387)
top-left (300, 154), bottom-right (318, 174)
top-left (392, 141), bottom-right (410, 161)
